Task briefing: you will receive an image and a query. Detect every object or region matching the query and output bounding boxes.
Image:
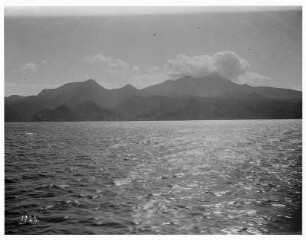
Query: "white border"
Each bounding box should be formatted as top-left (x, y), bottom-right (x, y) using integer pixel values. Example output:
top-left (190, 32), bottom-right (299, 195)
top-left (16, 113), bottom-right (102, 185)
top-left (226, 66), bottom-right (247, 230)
top-left (1, 1), bottom-right (304, 240)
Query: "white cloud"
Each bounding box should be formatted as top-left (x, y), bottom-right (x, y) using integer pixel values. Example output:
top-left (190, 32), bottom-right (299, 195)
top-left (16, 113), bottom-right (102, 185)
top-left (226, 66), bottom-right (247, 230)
top-left (19, 62), bottom-right (38, 74)
top-left (129, 67), bottom-right (168, 88)
top-left (85, 51), bottom-right (270, 88)
top-left (235, 71), bottom-right (271, 86)
top-left (164, 51), bottom-right (250, 80)
top-left (85, 54), bottom-right (169, 88)
top-left (131, 65), bottom-right (140, 75)
top-left (165, 54), bottom-right (212, 79)
top-left (147, 66), bottom-right (161, 74)
top-left (85, 54), bottom-right (130, 78)
top-left (212, 51), bottom-right (250, 79)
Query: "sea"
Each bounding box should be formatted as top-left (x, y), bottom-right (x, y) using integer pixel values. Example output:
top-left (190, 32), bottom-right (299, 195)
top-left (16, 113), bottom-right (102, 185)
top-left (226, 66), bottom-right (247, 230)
top-left (5, 120), bottom-right (302, 235)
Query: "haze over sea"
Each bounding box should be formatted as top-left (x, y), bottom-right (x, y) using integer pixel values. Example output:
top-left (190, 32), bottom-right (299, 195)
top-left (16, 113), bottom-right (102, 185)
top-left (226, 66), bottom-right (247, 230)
top-left (5, 120), bottom-right (302, 234)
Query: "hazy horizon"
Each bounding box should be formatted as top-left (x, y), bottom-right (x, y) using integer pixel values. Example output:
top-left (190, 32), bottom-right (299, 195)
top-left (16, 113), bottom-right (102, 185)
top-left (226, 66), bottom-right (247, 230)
top-left (5, 6), bottom-right (302, 96)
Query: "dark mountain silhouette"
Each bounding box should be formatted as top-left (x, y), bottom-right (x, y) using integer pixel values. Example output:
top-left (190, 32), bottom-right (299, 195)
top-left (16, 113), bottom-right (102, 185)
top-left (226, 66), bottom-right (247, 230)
top-left (37, 79), bottom-right (111, 108)
top-left (5, 75), bottom-right (302, 121)
top-left (108, 83), bottom-right (141, 107)
top-left (71, 101), bottom-right (117, 120)
top-left (32, 101), bottom-right (116, 121)
top-left (36, 79), bottom-right (141, 109)
top-left (113, 96), bottom-right (301, 120)
top-left (223, 84), bottom-right (302, 101)
top-left (140, 75), bottom-right (301, 101)
top-left (141, 75), bottom-right (240, 98)
top-left (5, 95), bottom-right (50, 122)
top-left (5, 95), bottom-right (28, 104)
top-left (32, 104), bottom-right (75, 121)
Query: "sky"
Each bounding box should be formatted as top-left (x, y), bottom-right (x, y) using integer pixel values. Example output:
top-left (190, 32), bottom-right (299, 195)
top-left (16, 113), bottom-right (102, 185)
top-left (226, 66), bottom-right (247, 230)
top-left (4, 6), bottom-right (302, 96)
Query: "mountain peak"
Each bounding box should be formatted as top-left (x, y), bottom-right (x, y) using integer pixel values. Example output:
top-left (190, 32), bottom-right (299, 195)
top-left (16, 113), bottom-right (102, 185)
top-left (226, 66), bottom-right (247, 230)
top-left (83, 79), bottom-right (99, 85)
top-left (5, 75), bottom-right (302, 122)
top-left (81, 79), bottom-right (106, 90)
top-left (122, 83), bottom-right (137, 90)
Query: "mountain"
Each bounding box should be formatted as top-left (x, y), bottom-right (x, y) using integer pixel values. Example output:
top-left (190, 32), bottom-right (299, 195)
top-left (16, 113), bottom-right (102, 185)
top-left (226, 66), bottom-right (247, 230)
top-left (36, 79), bottom-right (141, 109)
top-left (71, 101), bottom-right (117, 120)
top-left (140, 75), bottom-right (240, 98)
top-left (113, 96), bottom-right (301, 120)
top-left (5, 75), bottom-right (302, 122)
top-left (32, 104), bottom-right (75, 121)
top-left (107, 83), bottom-right (141, 107)
top-left (37, 79), bottom-right (111, 108)
top-left (140, 74), bottom-right (302, 101)
top-left (5, 95), bottom-right (50, 122)
top-left (223, 84), bottom-right (302, 101)
top-left (32, 101), bottom-right (116, 121)
top-left (5, 95), bottom-right (28, 104)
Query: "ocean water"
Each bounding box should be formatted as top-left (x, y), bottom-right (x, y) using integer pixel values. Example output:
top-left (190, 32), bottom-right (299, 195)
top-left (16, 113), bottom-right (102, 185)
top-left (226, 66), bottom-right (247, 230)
top-left (5, 120), bottom-right (302, 235)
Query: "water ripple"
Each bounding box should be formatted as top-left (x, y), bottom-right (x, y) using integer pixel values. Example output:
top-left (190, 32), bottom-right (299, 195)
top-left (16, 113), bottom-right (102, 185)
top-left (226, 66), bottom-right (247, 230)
top-left (5, 120), bottom-right (302, 234)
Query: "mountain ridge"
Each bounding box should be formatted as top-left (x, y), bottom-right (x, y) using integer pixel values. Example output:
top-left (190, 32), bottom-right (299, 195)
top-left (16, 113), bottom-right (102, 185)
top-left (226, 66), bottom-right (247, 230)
top-left (5, 75), bottom-right (302, 122)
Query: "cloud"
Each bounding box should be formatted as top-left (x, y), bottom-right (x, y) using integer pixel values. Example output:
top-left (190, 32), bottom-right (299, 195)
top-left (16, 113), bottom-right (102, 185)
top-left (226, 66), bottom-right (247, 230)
top-left (235, 71), bottom-right (271, 86)
top-left (85, 54), bottom-right (168, 88)
top-left (165, 54), bottom-right (212, 79)
top-left (85, 54), bottom-right (130, 78)
top-left (19, 62), bottom-right (38, 74)
top-left (85, 54), bottom-right (129, 69)
top-left (128, 66), bottom-right (167, 88)
top-left (85, 51), bottom-right (270, 88)
top-left (164, 51), bottom-right (249, 80)
top-left (212, 51), bottom-right (250, 79)
top-left (131, 65), bottom-right (140, 75)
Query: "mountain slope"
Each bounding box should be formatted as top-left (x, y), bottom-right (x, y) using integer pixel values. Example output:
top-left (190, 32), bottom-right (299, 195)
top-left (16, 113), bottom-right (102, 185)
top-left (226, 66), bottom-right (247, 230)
top-left (223, 84), bottom-right (302, 101)
top-left (107, 83), bottom-right (141, 107)
top-left (71, 101), bottom-right (117, 120)
top-left (113, 96), bottom-right (302, 120)
top-left (5, 76), bottom-right (302, 122)
top-left (32, 104), bottom-right (75, 121)
top-left (37, 79), bottom-right (111, 109)
top-left (141, 75), bottom-right (240, 98)
top-left (32, 101), bottom-right (117, 121)
top-left (36, 79), bottom-right (142, 109)
top-left (141, 74), bottom-right (302, 101)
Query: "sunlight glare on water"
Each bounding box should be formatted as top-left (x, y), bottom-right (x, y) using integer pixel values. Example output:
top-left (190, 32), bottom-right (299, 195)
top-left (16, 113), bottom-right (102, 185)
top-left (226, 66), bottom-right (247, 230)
top-left (5, 120), bottom-right (302, 234)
